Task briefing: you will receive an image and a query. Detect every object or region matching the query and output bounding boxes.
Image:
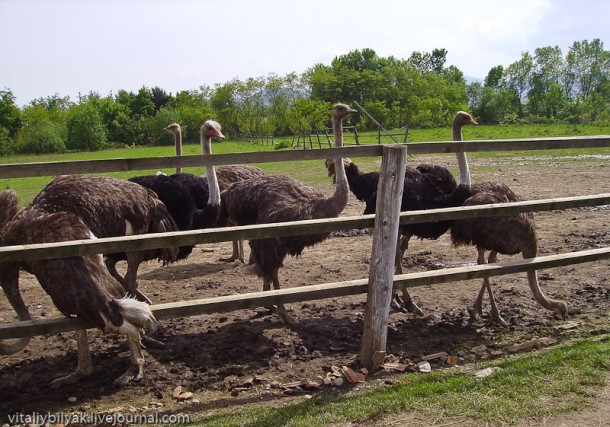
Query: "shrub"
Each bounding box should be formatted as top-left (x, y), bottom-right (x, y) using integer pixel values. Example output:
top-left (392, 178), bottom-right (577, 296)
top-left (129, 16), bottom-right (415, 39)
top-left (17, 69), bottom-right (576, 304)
top-left (16, 119), bottom-right (66, 154)
top-left (67, 105), bottom-right (107, 150)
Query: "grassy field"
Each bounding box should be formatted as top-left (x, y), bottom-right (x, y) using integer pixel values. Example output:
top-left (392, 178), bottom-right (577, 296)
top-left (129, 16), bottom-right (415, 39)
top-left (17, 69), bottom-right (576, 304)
top-left (1, 122), bottom-right (609, 205)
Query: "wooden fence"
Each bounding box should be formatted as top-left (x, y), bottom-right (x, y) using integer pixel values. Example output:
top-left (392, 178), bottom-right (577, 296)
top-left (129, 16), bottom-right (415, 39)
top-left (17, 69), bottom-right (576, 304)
top-left (1, 136), bottom-right (609, 369)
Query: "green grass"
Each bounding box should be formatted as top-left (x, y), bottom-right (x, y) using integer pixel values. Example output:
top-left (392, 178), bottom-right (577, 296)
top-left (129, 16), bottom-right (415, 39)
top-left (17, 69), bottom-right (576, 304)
top-left (189, 334), bottom-right (610, 426)
top-left (1, 122), bottom-right (609, 205)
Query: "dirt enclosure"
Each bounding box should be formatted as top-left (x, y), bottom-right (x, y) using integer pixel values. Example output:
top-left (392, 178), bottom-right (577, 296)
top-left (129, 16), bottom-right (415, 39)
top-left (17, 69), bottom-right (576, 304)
top-left (0, 153), bottom-right (609, 424)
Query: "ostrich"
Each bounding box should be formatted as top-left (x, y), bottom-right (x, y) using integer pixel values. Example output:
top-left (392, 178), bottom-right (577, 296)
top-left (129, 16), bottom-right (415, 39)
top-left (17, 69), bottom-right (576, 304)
top-left (165, 122), bottom-right (183, 174)
top-left (215, 164), bottom-right (266, 263)
top-left (217, 103), bottom-right (356, 325)
top-left (326, 160), bottom-right (470, 315)
top-left (0, 189), bottom-right (158, 385)
top-left (163, 121), bottom-right (265, 262)
top-left (22, 174), bottom-right (179, 305)
top-left (449, 111), bottom-right (568, 324)
top-left (115, 120), bottom-right (225, 271)
top-left (0, 190), bottom-right (31, 355)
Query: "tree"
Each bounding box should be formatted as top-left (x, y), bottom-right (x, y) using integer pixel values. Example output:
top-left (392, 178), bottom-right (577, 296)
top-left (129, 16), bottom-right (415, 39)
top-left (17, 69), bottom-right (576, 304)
top-left (16, 119), bottom-right (66, 154)
top-left (67, 104), bottom-right (107, 150)
top-left (484, 66), bottom-right (504, 89)
top-left (151, 86), bottom-right (172, 112)
top-left (0, 89), bottom-right (22, 138)
top-left (505, 51), bottom-right (535, 116)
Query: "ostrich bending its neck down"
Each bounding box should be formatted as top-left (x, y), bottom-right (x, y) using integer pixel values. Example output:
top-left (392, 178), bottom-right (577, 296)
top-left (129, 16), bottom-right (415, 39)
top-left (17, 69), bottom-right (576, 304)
top-left (450, 111), bottom-right (568, 324)
top-left (217, 103), bottom-right (356, 325)
top-left (31, 175), bottom-right (179, 305)
top-left (0, 189), bottom-right (158, 385)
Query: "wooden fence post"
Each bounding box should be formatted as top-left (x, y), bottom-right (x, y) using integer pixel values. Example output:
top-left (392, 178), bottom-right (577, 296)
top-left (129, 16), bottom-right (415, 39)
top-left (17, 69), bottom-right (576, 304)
top-left (359, 144), bottom-right (407, 370)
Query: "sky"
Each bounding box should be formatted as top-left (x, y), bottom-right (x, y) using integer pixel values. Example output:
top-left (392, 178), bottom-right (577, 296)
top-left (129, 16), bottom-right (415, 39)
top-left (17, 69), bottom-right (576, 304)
top-left (1, 0), bottom-right (609, 106)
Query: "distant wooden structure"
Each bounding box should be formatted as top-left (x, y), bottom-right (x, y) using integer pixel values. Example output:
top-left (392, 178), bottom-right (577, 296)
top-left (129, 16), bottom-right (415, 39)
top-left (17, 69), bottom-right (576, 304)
top-left (292, 126), bottom-right (359, 149)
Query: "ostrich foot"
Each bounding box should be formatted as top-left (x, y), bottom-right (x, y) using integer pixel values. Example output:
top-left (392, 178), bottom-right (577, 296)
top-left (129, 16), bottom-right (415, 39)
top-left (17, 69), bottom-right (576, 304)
top-left (113, 364), bottom-right (144, 386)
top-left (467, 306), bottom-right (508, 327)
top-left (50, 367), bottom-right (92, 388)
top-left (141, 335), bottom-right (166, 349)
top-left (242, 263), bottom-right (261, 276)
top-left (218, 255), bottom-right (239, 263)
top-left (274, 304), bottom-right (299, 327)
top-left (391, 294), bottom-right (424, 316)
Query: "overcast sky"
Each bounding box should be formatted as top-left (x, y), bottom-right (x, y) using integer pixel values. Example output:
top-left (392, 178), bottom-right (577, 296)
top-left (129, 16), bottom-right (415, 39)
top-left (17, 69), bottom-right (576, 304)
top-left (1, 0), bottom-right (609, 106)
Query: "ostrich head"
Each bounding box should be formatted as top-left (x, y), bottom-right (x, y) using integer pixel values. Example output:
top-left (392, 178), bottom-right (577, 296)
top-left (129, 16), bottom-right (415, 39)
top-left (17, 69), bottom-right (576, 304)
top-left (332, 102), bottom-right (357, 120)
top-left (453, 111), bottom-right (478, 128)
top-left (200, 120), bottom-right (225, 140)
top-left (164, 123), bottom-right (181, 134)
top-left (325, 157), bottom-right (352, 179)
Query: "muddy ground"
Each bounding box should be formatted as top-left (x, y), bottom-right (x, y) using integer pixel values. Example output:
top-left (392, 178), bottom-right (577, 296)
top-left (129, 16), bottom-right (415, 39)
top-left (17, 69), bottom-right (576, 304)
top-left (0, 153), bottom-right (608, 425)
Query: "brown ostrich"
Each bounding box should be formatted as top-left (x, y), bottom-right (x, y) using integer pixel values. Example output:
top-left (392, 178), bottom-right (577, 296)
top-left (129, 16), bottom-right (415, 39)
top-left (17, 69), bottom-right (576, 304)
top-left (450, 111), bottom-right (568, 324)
top-left (0, 189), bottom-right (158, 385)
top-left (0, 190), bottom-right (31, 355)
top-left (217, 102), bottom-right (356, 325)
top-left (215, 164), bottom-right (266, 263)
top-left (32, 174), bottom-right (179, 305)
top-left (326, 159), bottom-right (470, 315)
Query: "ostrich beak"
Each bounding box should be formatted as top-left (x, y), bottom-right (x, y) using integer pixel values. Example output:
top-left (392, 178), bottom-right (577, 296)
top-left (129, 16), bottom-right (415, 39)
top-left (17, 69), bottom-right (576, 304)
top-left (468, 118), bottom-right (479, 125)
top-left (210, 130), bottom-right (225, 139)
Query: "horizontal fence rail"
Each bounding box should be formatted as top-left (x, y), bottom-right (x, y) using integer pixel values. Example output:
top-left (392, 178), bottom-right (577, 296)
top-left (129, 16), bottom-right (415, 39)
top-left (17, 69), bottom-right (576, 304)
top-left (0, 136), bottom-right (609, 178)
top-left (0, 194), bottom-right (607, 263)
top-left (1, 247), bottom-right (608, 340)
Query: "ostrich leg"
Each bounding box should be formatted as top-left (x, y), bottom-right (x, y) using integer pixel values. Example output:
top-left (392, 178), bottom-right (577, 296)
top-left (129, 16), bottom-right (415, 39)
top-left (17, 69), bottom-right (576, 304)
top-left (266, 273), bottom-right (298, 326)
top-left (469, 249), bottom-right (507, 326)
top-left (114, 334), bottom-right (146, 385)
top-left (50, 329), bottom-right (93, 387)
top-left (391, 233), bottom-right (424, 315)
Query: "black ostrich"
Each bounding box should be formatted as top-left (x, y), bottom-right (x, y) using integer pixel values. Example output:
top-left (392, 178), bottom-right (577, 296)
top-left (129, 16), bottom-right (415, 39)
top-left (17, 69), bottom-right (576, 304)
top-left (163, 121), bottom-right (266, 263)
top-left (217, 103), bottom-right (356, 325)
top-left (0, 187), bottom-right (161, 385)
top-left (326, 161), bottom-right (471, 315)
top-left (449, 111), bottom-right (568, 324)
top-left (121, 120), bottom-right (225, 262)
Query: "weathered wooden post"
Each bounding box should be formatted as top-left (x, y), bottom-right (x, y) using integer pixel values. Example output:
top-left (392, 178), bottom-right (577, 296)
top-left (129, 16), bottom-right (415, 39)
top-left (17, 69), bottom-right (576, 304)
top-left (360, 144), bottom-right (407, 370)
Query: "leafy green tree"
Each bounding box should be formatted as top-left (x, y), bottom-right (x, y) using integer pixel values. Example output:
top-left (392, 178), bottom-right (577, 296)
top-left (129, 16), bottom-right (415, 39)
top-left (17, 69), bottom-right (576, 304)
top-left (152, 107), bottom-right (182, 145)
top-left (67, 104), bottom-right (107, 150)
top-left (484, 66), bottom-right (504, 89)
top-left (151, 86), bottom-right (172, 112)
top-left (210, 80), bottom-right (240, 135)
top-left (505, 51), bottom-right (534, 116)
top-left (130, 87), bottom-right (156, 118)
top-left (16, 119), bottom-right (66, 153)
top-left (171, 88), bottom-right (212, 141)
top-left (0, 89), bottom-right (22, 138)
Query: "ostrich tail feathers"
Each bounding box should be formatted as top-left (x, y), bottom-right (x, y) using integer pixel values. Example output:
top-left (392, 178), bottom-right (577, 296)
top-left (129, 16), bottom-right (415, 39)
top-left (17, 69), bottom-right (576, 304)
top-left (150, 217), bottom-right (180, 264)
top-left (0, 189), bottom-right (19, 232)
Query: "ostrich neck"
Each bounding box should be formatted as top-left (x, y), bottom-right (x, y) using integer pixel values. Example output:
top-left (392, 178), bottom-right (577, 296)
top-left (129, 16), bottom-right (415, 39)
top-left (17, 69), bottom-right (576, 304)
top-left (329, 116), bottom-right (349, 214)
top-left (201, 135), bottom-right (220, 206)
top-left (175, 131), bottom-right (182, 156)
top-left (453, 124), bottom-right (471, 187)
